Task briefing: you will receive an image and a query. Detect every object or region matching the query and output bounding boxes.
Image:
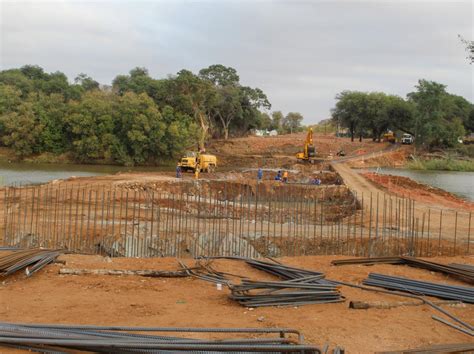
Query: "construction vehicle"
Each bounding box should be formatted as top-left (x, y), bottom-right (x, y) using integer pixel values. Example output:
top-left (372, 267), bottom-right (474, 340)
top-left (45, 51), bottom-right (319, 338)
top-left (178, 151), bottom-right (217, 173)
top-left (401, 133), bottom-right (414, 145)
top-left (383, 131), bottom-right (396, 143)
top-left (296, 128), bottom-right (317, 163)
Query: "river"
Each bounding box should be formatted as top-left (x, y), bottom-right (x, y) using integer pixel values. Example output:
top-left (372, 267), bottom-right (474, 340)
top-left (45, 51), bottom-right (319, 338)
top-left (369, 167), bottom-right (474, 202)
top-left (0, 161), bottom-right (167, 186)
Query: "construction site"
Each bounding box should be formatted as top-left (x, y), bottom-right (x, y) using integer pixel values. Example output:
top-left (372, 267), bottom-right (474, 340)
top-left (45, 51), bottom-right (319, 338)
top-left (1, 132), bottom-right (473, 353)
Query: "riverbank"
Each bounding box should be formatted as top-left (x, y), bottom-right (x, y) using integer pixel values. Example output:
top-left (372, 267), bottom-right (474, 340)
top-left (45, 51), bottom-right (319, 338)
top-left (0, 147), bottom-right (176, 168)
top-left (406, 157), bottom-right (474, 172)
top-left (362, 171), bottom-right (474, 211)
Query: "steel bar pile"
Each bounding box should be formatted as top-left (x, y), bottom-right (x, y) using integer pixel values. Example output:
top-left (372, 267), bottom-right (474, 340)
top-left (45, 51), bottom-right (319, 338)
top-left (179, 259), bottom-right (234, 284)
top-left (244, 258), bottom-right (329, 282)
top-left (0, 322), bottom-right (323, 353)
top-left (362, 273), bottom-right (474, 303)
top-left (0, 248), bottom-right (63, 278)
top-left (205, 258), bottom-right (344, 307)
top-left (332, 257), bottom-right (474, 284)
top-left (229, 278), bottom-right (343, 307)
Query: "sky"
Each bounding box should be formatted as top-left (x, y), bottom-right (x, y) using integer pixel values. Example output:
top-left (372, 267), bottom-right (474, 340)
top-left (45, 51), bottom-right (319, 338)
top-left (1, 0), bottom-right (473, 123)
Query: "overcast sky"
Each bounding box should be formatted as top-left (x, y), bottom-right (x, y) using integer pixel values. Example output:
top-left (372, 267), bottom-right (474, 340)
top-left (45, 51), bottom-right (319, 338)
top-left (1, 0), bottom-right (473, 123)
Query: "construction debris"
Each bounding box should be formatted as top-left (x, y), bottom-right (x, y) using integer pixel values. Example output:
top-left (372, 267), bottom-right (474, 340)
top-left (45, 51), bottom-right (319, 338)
top-left (332, 256), bottom-right (474, 284)
top-left (0, 322), bottom-right (323, 353)
top-left (349, 299), bottom-right (462, 310)
top-left (0, 248), bottom-right (63, 278)
top-left (59, 268), bottom-right (189, 277)
top-left (362, 273), bottom-right (474, 303)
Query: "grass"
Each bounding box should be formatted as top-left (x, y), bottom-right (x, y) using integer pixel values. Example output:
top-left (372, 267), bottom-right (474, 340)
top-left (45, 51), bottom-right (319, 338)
top-left (406, 158), bottom-right (474, 172)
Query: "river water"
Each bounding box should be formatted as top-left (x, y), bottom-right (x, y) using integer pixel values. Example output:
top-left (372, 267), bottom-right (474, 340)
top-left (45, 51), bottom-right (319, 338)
top-left (368, 167), bottom-right (474, 202)
top-left (0, 161), bottom-right (166, 186)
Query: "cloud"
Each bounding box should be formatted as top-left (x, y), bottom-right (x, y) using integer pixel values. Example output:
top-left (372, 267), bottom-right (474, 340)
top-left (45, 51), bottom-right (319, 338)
top-left (1, 0), bottom-right (472, 123)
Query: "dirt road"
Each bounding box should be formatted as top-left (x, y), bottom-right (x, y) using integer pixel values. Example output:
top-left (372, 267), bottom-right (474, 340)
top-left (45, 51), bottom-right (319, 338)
top-left (331, 147), bottom-right (473, 244)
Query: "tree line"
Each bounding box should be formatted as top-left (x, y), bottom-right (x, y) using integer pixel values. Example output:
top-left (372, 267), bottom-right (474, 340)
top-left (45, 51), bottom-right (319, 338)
top-left (331, 79), bottom-right (473, 148)
top-left (0, 64), bottom-right (279, 165)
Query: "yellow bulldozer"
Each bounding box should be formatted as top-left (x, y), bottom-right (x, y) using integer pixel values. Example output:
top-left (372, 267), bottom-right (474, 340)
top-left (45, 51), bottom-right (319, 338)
top-left (383, 131), bottom-right (396, 144)
top-left (296, 128), bottom-right (317, 163)
top-left (178, 151), bottom-right (217, 173)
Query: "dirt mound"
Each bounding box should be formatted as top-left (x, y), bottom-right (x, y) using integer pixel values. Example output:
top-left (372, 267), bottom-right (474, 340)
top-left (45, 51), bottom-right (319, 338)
top-left (208, 133), bottom-right (392, 168)
top-left (363, 172), bottom-right (474, 211)
top-left (348, 147), bottom-right (412, 168)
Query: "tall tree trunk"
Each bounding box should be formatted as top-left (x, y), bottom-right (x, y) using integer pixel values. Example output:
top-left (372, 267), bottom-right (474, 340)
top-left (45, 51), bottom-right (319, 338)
top-left (197, 111), bottom-right (209, 151)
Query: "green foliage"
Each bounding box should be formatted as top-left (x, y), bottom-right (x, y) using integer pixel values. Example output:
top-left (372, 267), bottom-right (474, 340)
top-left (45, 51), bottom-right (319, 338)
top-left (283, 112), bottom-right (304, 134)
top-left (332, 79), bottom-right (472, 148)
top-left (0, 64), bottom-right (272, 164)
top-left (406, 158), bottom-right (474, 172)
top-left (271, 111), bottom-right (284, 132)
top-left (65, 90), bottom-right (116, 162)
top-left (0, 102), bottom-right (43, 157)
top-left (459, 35), bottom-right (474, 64)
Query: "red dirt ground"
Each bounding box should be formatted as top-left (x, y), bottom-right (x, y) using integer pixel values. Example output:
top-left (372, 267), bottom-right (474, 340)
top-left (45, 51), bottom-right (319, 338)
top-left (1, 255), bottom-right (473, 353)
top-left (363, 172), bottom-right (474, 212)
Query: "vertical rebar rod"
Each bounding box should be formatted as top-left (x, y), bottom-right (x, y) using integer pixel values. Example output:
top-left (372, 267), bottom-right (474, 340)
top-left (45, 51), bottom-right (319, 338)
top-left (124, 190), bottom-right (130, 257)
top-left (438, 209), bottom-right (443, 255)
top-left (453, 211), bottom-right (458, 256)
top-left (468, 212), bottom-right (472, 255)
top-left (427, 209), bottom-right (431, 256)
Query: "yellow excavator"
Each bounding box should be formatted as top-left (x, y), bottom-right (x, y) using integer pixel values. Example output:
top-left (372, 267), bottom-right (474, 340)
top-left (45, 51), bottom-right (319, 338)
top-left (296, 128), bottom-right (316, 163)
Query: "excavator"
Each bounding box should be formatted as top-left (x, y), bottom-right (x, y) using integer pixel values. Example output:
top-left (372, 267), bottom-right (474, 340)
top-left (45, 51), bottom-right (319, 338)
top-left (296, 127), bottom-right (317, 163)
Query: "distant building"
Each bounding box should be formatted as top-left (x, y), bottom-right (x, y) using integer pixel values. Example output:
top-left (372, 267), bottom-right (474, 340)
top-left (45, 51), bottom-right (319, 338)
top-left (254, 129), bottom-right (278, 136)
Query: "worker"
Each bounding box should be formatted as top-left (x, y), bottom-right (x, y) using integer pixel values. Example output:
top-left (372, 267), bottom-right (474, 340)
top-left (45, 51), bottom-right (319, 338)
top-left (282, 170), bottom-right (288, 183)
top-left (176, 165), bottom-right (182, 179)
top-left (274, 170), bottom-right (282, 181)
top-left (257, 168), bottom-right (263, 182)
top-left (194, 168), bottom-right (200, 179)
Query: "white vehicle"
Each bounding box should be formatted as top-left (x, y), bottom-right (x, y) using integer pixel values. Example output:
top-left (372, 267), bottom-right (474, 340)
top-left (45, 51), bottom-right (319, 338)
top-left (401, 133), bottom-right (414, 145)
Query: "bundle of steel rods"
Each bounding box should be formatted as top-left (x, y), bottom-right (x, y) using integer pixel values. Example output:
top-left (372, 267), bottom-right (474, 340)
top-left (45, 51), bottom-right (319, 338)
top-left (0, 248), bottom-right (63, 278)
top-left (229, 278), bottom-right (343, 307)
top-left (332, 257), bottom-right (474, 284)
top-left (0, 322), bottom-right (323, 353)
top-left (244, 258), bottom-right (328, 282)
top-left (362, 273), bottom-right (474, 303)
top-left (199, 257), bottom-right (344, 307)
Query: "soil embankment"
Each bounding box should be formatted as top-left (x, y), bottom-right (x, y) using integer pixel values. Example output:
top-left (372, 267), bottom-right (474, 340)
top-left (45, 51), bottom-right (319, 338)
top-left (363, 172), bottom-right (474, 212)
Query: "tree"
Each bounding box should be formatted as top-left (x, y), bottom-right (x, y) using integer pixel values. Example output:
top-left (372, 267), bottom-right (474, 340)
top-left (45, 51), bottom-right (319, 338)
top-left (271, 111), bottom-right (284, 131)
top-left (0, 102), bottom-right (44, 157)
top-left (0, 84), bottom-right (22, 115)
top-left (160, 105), bottom-right (199, 158)
top-left (259, 112), bottom-right (272, 130)
top-left (212, 85), bottom-right (242, 139)
top-left (113, 92), bottom-right (166, 165)
top-left (167, 70), bottom-right (215, 149)
top-left (459, 35), bottom-right (474, 64)
top-left (331, 91), bottom-right (367, 141)
top-left (64, 90), bottom-right (117, 161)
top-left (407, 79), bottom-right (463, 147)
top-left (199, 64), bottom-right (239, 86)
top-left (283, 112), bottom-right (303, 134)
top-left (75, 73), bottom-right (100, 91)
